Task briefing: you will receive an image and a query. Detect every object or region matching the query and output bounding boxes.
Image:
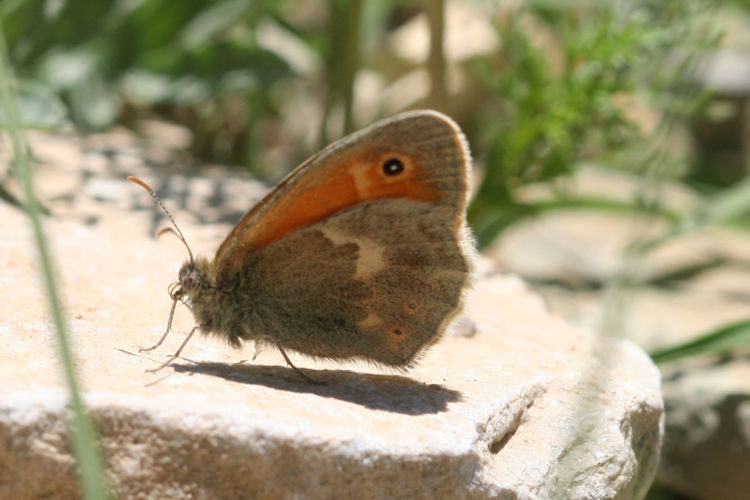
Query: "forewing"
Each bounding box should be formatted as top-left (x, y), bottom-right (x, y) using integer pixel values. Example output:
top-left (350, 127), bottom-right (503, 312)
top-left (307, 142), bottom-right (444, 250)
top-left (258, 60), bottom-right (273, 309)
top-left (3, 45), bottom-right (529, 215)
top-left (214, 110), bottom-right (471, 281)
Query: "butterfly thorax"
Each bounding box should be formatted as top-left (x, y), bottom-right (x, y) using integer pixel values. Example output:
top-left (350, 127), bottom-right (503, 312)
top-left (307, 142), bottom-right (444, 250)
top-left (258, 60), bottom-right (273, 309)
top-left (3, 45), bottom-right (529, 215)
top-left (177, 256), bottom-right (248, 347)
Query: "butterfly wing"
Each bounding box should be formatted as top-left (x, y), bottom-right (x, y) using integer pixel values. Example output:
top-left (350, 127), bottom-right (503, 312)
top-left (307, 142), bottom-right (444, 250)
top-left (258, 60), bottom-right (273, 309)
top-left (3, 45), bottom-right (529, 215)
top-left (216, 110), bottom-right (472, 366)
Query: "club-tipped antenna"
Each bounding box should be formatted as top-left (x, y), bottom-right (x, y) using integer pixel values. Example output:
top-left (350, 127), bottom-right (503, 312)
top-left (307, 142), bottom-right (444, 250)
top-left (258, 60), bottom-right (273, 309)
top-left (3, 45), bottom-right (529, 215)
top-left (127, 176), bottom-right (195, 265)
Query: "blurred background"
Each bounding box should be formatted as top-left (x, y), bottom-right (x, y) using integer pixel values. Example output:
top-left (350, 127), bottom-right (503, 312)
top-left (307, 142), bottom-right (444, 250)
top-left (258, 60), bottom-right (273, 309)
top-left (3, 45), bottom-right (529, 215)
top-left (3, 0), bottom-right (750, 498)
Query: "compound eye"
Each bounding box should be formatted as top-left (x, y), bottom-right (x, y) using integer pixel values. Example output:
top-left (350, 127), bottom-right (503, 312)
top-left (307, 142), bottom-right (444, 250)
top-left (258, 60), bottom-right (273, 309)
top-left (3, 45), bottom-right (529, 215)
top-left (179, 268), bottom-right (199, 291)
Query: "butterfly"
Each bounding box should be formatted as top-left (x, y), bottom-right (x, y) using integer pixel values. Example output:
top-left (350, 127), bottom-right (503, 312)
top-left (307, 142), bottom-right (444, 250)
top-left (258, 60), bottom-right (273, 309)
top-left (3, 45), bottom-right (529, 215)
top-left (130, 109), bottom-right (473, 382)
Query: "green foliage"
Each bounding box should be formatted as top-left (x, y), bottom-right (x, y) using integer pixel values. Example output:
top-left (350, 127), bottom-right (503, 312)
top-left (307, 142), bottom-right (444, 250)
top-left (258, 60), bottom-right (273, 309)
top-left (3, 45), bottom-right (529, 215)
top-left (468, 1), bottom-right (718, 248)
top-left (2, 0), bottom-right (294, 137)
top-left (3, 0), bottom-right (719, 202)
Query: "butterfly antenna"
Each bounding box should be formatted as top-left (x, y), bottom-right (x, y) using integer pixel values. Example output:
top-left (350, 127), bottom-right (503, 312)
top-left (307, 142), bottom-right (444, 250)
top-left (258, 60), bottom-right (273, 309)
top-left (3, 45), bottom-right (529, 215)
top-left (127, 176), bottom-right (195, 265)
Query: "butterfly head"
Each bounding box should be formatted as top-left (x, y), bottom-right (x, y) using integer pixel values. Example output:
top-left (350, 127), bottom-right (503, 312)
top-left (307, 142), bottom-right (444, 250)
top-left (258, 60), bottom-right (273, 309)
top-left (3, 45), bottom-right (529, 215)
top-left (171, 256), bottom-right (212, 299)
top-left (171, 256), bottom-right (215, 306)
top-left (178, 262), bottom-right (200, 293)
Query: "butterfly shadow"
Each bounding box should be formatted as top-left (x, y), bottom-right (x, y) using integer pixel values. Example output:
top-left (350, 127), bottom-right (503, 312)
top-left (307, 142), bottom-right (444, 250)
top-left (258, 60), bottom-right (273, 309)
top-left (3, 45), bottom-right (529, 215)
top-left (171, 361), bottom-right (462, 415)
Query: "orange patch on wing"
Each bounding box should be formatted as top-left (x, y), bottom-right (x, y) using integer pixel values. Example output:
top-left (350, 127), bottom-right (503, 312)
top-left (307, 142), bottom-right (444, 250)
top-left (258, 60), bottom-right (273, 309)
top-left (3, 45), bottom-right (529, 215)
top-left (252, 153), bottom-right (439, 248)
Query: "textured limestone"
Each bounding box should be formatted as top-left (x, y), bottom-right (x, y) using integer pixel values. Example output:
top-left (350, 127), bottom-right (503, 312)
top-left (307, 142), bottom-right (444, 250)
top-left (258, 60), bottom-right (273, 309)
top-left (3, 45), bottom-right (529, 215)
top-left (0, 131), bottom-right (663, 499)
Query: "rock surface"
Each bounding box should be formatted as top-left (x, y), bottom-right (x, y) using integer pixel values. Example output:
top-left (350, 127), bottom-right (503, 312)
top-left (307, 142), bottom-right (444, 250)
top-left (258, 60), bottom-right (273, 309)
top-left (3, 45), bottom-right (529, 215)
top-left (487, 163), bottom-right (750, 498)
top-left (0, 131), bottom-right (663, 499)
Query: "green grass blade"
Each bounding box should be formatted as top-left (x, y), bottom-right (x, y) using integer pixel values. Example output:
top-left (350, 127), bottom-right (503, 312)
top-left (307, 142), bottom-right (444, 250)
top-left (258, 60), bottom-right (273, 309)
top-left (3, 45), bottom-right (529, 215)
top-left (0, 28), bottom-right (109, 500)
top-left (650, 319), bottom-right (750, 364)
top-left (529, 197), bottom-right (681, 222)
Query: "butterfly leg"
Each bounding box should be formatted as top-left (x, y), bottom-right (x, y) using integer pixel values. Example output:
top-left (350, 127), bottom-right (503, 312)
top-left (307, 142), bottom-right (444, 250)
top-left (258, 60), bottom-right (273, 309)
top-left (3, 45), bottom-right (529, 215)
top-left (276, 345), bottom-right (325, 385)
top-left (146, 323), bottom-right (201, 373)
top-left (140, 297), bottom-right (179, 352)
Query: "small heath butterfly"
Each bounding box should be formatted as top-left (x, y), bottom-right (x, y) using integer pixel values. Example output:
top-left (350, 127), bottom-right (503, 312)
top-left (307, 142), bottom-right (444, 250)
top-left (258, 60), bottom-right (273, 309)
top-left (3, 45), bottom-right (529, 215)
top-left (130, 110), bottom-right (473, 382)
